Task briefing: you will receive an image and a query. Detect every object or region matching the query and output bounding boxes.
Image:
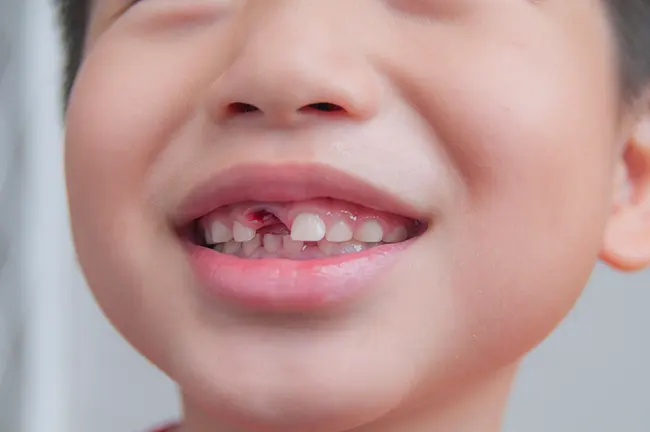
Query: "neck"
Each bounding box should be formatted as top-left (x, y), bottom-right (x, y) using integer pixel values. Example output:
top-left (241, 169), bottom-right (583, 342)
top-left (180, 364), bottom-right (518, 432)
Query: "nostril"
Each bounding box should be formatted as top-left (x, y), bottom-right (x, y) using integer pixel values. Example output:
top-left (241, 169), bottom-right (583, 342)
top-left (224, 102), bottom-right (345, 121)
top-left (228, 102), bottom-right (260, 115)
top-left (301, 102), bottom-right (344, 113)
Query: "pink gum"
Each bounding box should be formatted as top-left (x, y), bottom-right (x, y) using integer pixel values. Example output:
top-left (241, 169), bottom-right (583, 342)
top-left (200, 199), bottom-right (413, 235)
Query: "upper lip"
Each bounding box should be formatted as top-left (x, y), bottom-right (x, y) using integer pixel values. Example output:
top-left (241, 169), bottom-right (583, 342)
top-left (173, 163), bottom-right (427, 226)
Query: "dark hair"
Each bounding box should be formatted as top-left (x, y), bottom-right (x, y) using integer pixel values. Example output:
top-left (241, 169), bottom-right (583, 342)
top-left (57, 0), bottom-right (650, 104)
top-left (57, 0), bottom-right (88, 105)
top-left (604, 0), bottom-right (650, 101)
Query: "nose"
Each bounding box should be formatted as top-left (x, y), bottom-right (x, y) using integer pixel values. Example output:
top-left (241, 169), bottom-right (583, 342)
top-left (205, 2), bottom-right (381, 127)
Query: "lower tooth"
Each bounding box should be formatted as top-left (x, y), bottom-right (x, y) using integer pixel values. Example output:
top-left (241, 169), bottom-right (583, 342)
top-left (213, 243), bottom-right (225, 253)
top-left (242, 234), bottom-right (261, 257)
top-left (318, 240), bottom-right (336, 256)
top-left (283, 235), bottom-right (304, 255)
top-left (263, 234), bottom-right (282, 253)
top-left (223, 240), bottom-right (241, 255)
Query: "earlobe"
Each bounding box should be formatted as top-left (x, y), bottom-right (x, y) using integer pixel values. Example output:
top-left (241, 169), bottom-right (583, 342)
top-left (600, 116), bottom-right (650, 272)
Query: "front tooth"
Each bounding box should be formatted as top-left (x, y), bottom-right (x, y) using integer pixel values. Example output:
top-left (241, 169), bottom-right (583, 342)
top-left (383, 226), bottom-right (408, 243)
top-left (210, 220), bottom-right (233, 243)
top-left (354, 220), bottom-right (384, 243)
top-left (283, 235), bottom-right (305, 255)
top-left (290, 213), bottom-right (326, 241)
top-left (223, 240), bottom-right (241, 255)
top-left (233, 221), bottom-right (256, 242)
top-left (325, 221), bottom-right (353, 242)
top-left (263, 234), bottom-right (282, 253)
top-left (242, 234), bottom-right (261, 257)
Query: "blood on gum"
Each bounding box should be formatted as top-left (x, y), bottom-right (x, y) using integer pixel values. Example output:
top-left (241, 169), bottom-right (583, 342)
top-left (247, 209), bottom-right (275, 224)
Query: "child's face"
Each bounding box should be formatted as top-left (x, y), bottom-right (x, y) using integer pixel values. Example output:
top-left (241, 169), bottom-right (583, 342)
top-left (66, 1), bottom-right (645, 430)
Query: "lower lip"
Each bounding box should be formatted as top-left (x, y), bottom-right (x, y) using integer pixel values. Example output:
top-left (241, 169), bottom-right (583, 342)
top-left (186, 240), bottom-right (413, 311)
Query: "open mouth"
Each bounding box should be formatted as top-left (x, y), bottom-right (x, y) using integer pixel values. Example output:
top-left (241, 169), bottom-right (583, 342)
top-left (178, 164), bottom-right (429, 311)
top-left (189, 198), bottom-right (425, 260)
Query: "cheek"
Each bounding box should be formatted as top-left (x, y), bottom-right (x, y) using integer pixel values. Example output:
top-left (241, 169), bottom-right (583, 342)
top-left (406, 31), bottom-right (619, 366)
top-left (445, 194), bottom-right (607, 367)
top-left (65, 29), bottom-right (214, 254)
top-left (63, 35), bottom-right (210, 352)
top-left (464, 123), bottom-right (613, 362)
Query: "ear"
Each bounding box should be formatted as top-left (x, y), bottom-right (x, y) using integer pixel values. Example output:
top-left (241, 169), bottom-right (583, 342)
top-left (600, 106), bottom-right (650, 272)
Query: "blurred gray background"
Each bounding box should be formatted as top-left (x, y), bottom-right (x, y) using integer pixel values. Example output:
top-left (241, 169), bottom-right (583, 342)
top-left (1, 0), bottom-right (24, 430)
top-left (0, 1), bottom-right (648, 431)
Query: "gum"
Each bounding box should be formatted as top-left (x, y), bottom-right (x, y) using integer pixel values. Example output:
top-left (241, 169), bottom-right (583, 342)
top-left (201, 198), bottom-right (414, 239)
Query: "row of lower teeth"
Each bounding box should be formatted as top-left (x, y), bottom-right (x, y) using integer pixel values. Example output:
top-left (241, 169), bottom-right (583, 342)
top-left (213, 234), bottom-right (382, 258)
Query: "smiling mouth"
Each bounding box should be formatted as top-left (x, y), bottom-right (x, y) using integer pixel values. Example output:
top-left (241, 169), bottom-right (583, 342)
top-left (178, 164), bottom-right (429, 310)
top-left (188, 197), bottom-right (426, 260)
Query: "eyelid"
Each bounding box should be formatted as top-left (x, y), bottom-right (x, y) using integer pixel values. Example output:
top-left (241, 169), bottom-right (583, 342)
top-left (121, 0), bottom-right (235, 20)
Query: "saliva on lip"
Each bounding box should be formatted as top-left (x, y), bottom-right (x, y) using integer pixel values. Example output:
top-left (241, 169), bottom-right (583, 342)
top-left (196, 200), bottom-right (421, 259)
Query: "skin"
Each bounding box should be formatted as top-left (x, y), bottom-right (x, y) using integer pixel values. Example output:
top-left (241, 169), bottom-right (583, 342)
top-left (65, 1), bottom-right (650, 431)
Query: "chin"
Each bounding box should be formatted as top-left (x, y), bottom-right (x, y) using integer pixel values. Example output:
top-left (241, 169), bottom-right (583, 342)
top-left (177, 349), bottom-right (411, 432)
